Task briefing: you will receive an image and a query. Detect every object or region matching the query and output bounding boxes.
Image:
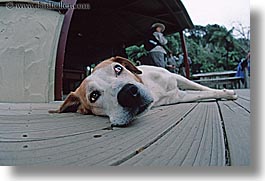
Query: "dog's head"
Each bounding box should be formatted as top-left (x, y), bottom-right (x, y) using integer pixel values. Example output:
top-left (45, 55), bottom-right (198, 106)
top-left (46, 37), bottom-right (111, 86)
top-left (53, 57), bottom-right (154, 127)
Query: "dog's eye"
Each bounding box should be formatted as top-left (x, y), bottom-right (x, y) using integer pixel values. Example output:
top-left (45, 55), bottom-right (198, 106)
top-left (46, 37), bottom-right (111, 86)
top-left (114, 65), bottom-right (123, 76)
top-left (89, 91), bottom-right (101, 103)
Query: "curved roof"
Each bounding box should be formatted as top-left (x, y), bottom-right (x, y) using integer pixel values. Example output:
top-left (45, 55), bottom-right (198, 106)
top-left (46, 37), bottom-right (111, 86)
top-left (0, 0), bottom-right (193, 64)
top-left (65, 0), bottom-right (194, 65)
top-left (71, 0), bottom-right (193, 47)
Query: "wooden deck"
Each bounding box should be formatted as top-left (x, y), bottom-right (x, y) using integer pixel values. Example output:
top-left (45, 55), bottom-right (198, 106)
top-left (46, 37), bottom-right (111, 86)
top-left (0, 89), bottom-right (250, 166)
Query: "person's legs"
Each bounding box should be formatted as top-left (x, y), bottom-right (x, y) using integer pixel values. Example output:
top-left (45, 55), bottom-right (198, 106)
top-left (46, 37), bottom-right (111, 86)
top-left (149, 52), bottom-right (165, 68)
top-left (180, 66), bottom-right (186, 77)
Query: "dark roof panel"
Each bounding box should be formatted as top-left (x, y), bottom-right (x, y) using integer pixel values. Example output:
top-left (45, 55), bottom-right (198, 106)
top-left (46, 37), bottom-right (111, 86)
top-left (65, 0), bottom-right (193, 64)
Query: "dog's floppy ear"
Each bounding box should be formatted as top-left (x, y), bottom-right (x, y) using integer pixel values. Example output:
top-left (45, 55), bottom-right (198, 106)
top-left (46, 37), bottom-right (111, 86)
top-left (49, 92), bottom-right (81, 113)
top-left (114, 56), bottom-right (142, 74)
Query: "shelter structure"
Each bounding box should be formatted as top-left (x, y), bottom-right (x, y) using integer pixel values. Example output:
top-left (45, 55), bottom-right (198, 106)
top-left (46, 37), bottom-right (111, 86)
top-left (0, 0), bottom-right (193, 102)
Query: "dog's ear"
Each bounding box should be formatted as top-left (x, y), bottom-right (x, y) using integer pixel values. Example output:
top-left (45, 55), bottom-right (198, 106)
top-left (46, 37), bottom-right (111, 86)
top-left (49, 92), bottom-right (81, 113)
top-left (113, 56), bottom-right (142, 74)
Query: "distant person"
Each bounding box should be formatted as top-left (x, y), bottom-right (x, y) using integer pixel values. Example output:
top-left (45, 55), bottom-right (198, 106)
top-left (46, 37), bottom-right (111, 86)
top-left (177, 52), bottom-right (192, 77)
top-left (235, 58), bottom-right (245, 81)
top-left (166, 52), bottom-right (178, 73)
top-left (237, 53), bottom-right (250, 77)
top-left (144, 23), bottom-right (168, 68)
top-left (243, 52), bottom-right (250, 76)
top-left (236, 52), bottom-right (250, 86)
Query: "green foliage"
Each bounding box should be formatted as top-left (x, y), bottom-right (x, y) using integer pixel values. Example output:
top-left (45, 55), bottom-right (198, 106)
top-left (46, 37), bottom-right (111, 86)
top-left (126, 24), bottom-right (250, 74)
top-left (166, 34), bottom-right (181, 53)
top-left (126, 45), bottom-right (148, 62)
top-left (184, 24), bottom-right (250, 73)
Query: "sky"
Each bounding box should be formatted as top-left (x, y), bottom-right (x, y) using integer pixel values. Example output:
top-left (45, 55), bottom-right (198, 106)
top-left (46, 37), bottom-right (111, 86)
top-left (182, 0), bottom-right (250, 30)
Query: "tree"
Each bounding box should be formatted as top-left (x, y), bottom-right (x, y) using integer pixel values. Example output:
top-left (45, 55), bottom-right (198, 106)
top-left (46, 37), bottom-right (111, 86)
top-left (185, 24), bottom-right (249, 72)
top-left (126, 45), bottom-right (147, 62)
top-left (231, 22), bottom-right (250, 54)
top-left (126, 24), bottom-right (250, 74)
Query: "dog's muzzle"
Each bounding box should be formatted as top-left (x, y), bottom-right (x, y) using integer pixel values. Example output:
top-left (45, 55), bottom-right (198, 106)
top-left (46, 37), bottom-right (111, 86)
top-left (110, 83), bottom-right (153, 127)
top-left (117, 83), bottom-right (141, 108)
top-left (117, 83), bottom-right (153, 115)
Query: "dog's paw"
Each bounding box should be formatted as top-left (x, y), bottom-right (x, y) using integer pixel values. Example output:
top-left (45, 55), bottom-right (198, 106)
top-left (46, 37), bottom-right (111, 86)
top-left (48, 109), bottom-right (59, 113)
top-left (223, 89), bottom-right (238, 100)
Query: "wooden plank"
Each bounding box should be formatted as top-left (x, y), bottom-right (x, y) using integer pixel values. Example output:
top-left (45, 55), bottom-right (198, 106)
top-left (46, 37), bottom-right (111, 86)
top-left (68, 103), bottom-right (197, 166)
top-left (0, 114), bottom-right (110, 141)
top-left (234, 88), bottom-right (250, 114)
top-left (193, 77), bottom-right (242, 89)
top-left (234, 97), bottom-right (250, 112)
top-left (0, 103), bottom-right (192, 165)
top-left (192, 71), bottom-right (236, 78)
top-left (218, 100), bottom-right (250, 166)
top-left (122, 102), bottom-right (226, 166)
top-left (193, 77), bottom-right (242, 83)
top-left (0, 89), bottom-right (250, 166)
top-left (0, 102), bottom-right (61, 111)
top-left (235, 89), bottom-right (250, 101)
top-left (0, 103), bottom-right (196, 166)
top-left (0, 102), bottom-right (62, 116)
top-left (194, 77), bottom-right (241, 88)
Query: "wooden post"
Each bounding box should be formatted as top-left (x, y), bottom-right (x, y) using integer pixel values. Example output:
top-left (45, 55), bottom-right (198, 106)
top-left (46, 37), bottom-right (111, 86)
top-left (55, 0), bottom-right (77, 101)
top-left (180, 31), bottom-right (190, 79)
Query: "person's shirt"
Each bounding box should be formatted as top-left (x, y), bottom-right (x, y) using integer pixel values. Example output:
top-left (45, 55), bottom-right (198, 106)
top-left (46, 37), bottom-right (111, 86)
top-left (177, 54), bottom-right (192, 67)
top-left (167, 55), bottom-right (177, 67)
top-left (176, 54), bottom-right (184, 67)
top-left (150, 32), bottom-right (168, 54)
top-left (235, 61), bottom-right (245, 79)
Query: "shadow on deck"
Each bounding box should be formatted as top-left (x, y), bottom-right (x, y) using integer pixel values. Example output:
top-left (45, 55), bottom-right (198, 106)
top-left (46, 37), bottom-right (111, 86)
top-left (0, 90), bottom-right (250, 166)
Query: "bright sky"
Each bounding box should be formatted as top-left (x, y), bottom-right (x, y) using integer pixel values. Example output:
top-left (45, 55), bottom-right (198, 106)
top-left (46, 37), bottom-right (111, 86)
top-left (182, 0), bottom-right (250, 30)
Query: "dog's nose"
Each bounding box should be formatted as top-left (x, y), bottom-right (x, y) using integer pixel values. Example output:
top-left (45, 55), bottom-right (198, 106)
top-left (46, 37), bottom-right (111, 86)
top-left (117, 84), bottom-right (141, 108)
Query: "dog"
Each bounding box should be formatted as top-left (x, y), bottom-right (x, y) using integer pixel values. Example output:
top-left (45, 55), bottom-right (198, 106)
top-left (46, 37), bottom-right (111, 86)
top-left (50, 56), bottom-right (237, 127)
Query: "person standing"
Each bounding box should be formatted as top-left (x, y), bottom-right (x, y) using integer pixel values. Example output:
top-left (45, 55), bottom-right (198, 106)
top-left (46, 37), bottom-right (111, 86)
top-left (166, 52), bottom-right (178, 73)
top-left (145, 23), bottom-right (168, 68)
top-left (177, 52), bottom-right (192, 77)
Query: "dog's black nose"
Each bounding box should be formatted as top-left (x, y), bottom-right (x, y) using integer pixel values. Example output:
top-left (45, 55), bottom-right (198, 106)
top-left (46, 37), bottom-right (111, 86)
top-left (117, 84), bottom-right (141, 108)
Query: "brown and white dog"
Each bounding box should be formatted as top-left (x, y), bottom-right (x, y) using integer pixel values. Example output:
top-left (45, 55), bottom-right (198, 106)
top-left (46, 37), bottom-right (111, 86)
top-left (50, 56), bottom-right (237, 126)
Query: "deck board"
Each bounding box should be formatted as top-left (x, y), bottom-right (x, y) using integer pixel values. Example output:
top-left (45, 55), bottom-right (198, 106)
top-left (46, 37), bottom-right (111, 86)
top-left (0, 90), bottom-right (250, 166)
top-left (233, 90), bottom-right (250, 112)
top-left (234, 97), bottom-right (250, 112)
top-left (122, 102), bottom-right (226, 166)
top-left (218, 100), bottom-right (250, 166)
top-left (235, 89), bottom-right (250, 101)
top-left (0, 103), bottom-right (196, 166)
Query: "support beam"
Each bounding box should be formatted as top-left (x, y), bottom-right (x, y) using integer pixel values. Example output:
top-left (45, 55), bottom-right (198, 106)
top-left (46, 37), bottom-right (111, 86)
top-left (55, 0), bottom-right (77, 101)
top-left (180, 31), bottom-right (190, 79)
